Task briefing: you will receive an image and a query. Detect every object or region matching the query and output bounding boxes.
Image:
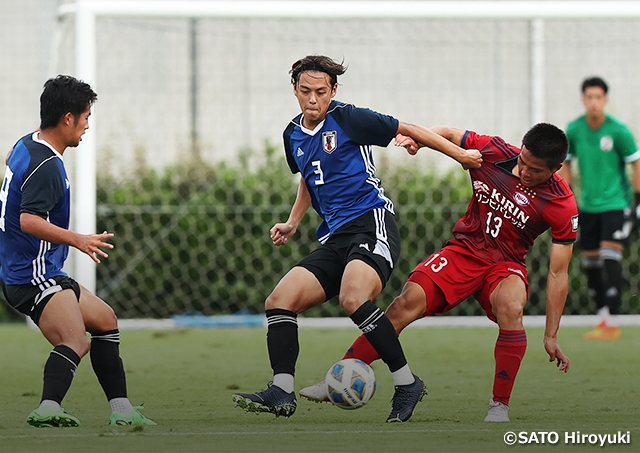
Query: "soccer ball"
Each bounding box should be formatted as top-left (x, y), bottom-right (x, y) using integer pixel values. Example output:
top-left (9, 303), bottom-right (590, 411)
top-left (325, 358), bottom-right (376, 410)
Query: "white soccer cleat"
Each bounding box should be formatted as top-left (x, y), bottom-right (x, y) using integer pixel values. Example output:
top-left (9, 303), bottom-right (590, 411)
top-left (299, 380), bottom-right (330, 403)
top-left (484, 398), bottom-right (510, 422)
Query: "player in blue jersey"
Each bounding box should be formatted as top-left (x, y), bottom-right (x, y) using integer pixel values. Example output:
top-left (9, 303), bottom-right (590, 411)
top-left (233, 55), bottom-right (482, 422)
top-left (0, 75), bottom-right (155, 428)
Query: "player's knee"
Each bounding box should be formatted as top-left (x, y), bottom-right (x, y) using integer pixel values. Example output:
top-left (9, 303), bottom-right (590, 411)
top-left (385, 293), bottom-right (424, 332)
top-left (66, 336), bottom-right (91, 358)
top-left (86, 303), bottom-right (118, 333)
top-left (493, 299), bottom-right (524, 324)
top-left (391, 292), bottom-right (413, 312)
top-left (265, 290), bottom-right (291, 311)
top-left (338, 294), bottom-right (362, 314)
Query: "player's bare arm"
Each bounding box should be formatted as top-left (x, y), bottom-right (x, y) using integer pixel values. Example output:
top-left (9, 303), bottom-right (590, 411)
top-left (20, 212), bottom-right (114, 263)
top-left (270, 176), bottom-right (312, 246)
top-left (429, 126), bottom-right (466, 146)
top-left (543, 242), bottom-right (573, 373)
top-left (395, 122), bottom-right (482, 169)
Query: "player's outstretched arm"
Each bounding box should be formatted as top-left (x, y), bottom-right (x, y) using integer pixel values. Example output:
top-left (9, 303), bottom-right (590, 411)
top-left (543, 242), bottom-right (573, 372)
top-left (396, 122), bottom-right (482, 170)
top-left (20, 212), bottom-right (114, 263)
top-left (270, 176), bottom-right (311, 246)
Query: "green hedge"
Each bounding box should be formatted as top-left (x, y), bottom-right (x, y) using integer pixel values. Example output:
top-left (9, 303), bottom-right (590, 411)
top-left (89, 143), bottom-right (636, 318)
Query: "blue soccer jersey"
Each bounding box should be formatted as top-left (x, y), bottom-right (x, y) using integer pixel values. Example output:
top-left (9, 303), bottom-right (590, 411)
top-left (0, 132), bottom-right (71, 286)
top-left (283, 100), bottom-right (399, 242)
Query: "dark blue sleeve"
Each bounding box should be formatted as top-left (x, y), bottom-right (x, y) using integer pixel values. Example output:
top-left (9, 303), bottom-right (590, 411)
top-left (460, 130), bottom-right (471, 149)
top-left (20, 159), bottom-right (64, 218)
top-left (283, 118), bottom-right (300, 174)
top-left (331, 102), bottom-right (399, 146)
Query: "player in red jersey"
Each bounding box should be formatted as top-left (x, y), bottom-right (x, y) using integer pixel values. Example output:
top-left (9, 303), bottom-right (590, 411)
top-left (300, 123), bottom-right (578, 422)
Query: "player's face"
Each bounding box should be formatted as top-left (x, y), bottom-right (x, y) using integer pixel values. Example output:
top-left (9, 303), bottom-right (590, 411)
top-left (67, 106), bottom-right (91, 148)
top-left (582, 86), bottom-right (607, 118)
top-left (293, 71), bottom-right (337, 129)
top-left (517, 146), bottom-right (560, 188)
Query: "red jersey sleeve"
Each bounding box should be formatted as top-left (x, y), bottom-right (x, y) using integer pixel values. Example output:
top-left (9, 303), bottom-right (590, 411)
top-left (461, 130), bottom-right (493, 151)
top-left (542, 175), bottom-right (579, 244)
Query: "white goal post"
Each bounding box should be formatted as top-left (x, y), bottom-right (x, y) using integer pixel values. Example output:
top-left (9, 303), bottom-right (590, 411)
top-left (58, 0), bottom-right (640, 292)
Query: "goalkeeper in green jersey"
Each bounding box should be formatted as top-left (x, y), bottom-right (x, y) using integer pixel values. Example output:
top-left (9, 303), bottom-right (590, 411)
top-left (559, 76), bottom-right (640, 341)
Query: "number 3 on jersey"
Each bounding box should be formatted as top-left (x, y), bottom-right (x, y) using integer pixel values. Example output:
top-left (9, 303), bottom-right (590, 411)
top-left (486, 212), bottom-right (502, 238)
top-left (312, 160), bottom-right (325, 185)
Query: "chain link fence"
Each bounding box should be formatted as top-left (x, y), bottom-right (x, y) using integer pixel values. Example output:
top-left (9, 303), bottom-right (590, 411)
top-left (93, 143), bottom-right (640, 319)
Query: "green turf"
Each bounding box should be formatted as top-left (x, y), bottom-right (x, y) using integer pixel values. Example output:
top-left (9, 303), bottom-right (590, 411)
top-left (0, 323), bottom-right (638, 452)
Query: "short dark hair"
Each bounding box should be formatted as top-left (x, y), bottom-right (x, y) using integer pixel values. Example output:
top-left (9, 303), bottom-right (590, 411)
top-left (290, 55), bottom-right (347, 87)
top-left (581, 76), bottom-right (608, 94)
top-left (522, 123), bottom-right (568, 169)
top-left (40, 75), bottom-right (97, 129)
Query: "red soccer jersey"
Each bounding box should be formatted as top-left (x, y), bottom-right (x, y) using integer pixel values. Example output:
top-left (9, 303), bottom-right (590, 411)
top-left (452, 131), bottom-right (579, 266)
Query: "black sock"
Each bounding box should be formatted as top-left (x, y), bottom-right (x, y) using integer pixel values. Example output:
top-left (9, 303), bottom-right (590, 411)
top-left (604, 259), bottom-right (623, 315)
top-left (266, 309), bottom-right (298, 376)
top-left (42, 345), bottom-right (81, 404)
top-left (349, 300), bottom-right (407, 372)
top-left (583, 261), bottom-right (606, 310)
top-left (90, 330), bottom-right (127, 400)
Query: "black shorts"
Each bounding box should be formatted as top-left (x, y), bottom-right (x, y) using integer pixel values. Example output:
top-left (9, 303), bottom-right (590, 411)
top-left (296, 208), bottom-right (401, 301)
top-left (1, 276), bottom-right (81, 325)
top-left (578, 210), bottom-right (631, 251)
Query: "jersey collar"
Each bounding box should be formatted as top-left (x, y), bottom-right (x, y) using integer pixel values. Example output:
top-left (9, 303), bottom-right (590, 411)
top-left (32, 132), bottom-right (64, 161)
top-left (299, 117), bottom-right (325, 136)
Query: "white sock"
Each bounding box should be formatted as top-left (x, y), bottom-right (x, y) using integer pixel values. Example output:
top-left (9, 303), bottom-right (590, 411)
top-left (391, 364), bottom-right (415, 386)
top-left (39, 400), bottom-right (60, 410)
top-left (597, 306), bottom-right (610, 324)
top-left (272, 373), bottom-right (294, 393)
top-left (109, 397), bottom-right (134, 414)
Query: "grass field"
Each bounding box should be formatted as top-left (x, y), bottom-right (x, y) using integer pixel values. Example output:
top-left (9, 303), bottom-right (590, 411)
top-left (0, 322), bottom-right (638, 453)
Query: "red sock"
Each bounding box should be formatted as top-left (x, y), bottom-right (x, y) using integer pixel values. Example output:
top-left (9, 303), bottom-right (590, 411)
top-left (492, 329), bottom-right (527, 406)
top-left (342, 334), bottom-right (380, 364)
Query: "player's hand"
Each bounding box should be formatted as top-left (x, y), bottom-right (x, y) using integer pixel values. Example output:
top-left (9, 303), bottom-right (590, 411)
top-left (270, 222), bottom-right (296, 246)
top-left (76, 231), bottom-right (114, 264)
top-left (544, 336), bottom-right (570, 372)
top-left (460, 149), bottom-right (482, 170)
top-left (394, 134), bottom-right (421, 155)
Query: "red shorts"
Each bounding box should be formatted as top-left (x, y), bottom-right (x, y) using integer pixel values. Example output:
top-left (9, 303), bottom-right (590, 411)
top-left (407, 241), bottom-right (529, 323)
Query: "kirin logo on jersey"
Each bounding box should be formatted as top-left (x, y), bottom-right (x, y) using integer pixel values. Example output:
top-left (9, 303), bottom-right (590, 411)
top-left (473, 180), bottom-right (490, 194)
top-left (322, 131), bottom-right (337, 154)
top-left (513, 192), bottom-right (530, 207)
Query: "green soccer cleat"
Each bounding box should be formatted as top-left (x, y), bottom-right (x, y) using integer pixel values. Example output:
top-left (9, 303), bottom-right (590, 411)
top-left (109, 406), bottom-right (157, 426)
top-left (27, 406), bottom-right (81, 428)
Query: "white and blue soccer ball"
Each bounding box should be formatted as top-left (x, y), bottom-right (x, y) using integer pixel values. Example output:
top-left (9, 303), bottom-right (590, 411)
top-left (325, 358), bottom-right (376, 410)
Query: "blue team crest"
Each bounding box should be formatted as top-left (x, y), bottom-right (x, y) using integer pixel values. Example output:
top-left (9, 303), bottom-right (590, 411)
top-left (322, 131), bottom-right (337, 154)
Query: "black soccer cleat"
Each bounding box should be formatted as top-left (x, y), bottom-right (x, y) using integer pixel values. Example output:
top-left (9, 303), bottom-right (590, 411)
top-left (232, 382), bottom-right (297, 419)
top-left (386, 374), bottom-right (427, 423)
